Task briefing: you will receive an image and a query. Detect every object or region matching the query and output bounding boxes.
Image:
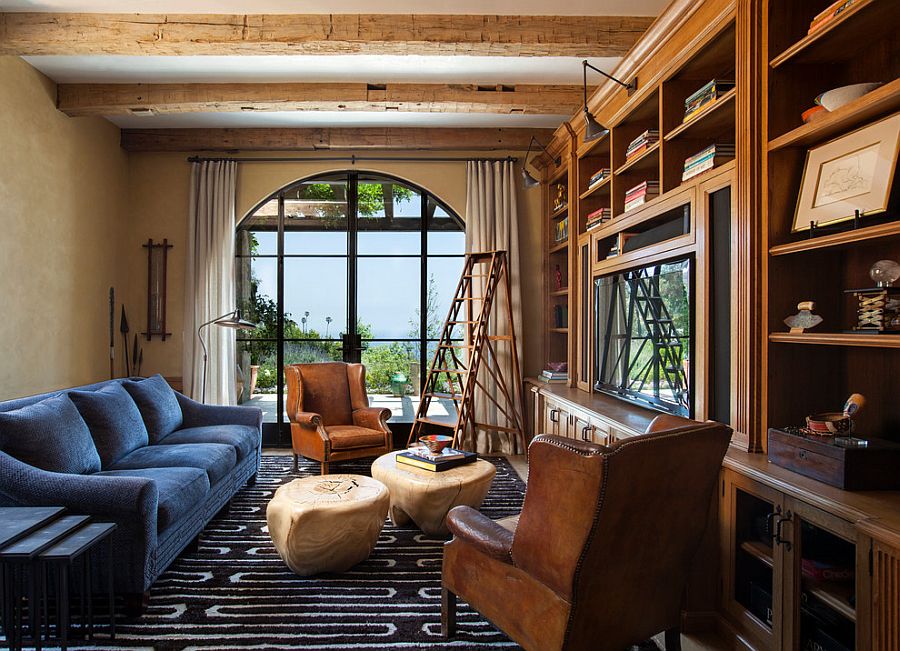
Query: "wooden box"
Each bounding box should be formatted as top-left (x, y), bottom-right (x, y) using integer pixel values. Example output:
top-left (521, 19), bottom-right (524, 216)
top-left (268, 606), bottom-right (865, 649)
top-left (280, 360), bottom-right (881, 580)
top-left (767, 428), bottom-right (900, 491)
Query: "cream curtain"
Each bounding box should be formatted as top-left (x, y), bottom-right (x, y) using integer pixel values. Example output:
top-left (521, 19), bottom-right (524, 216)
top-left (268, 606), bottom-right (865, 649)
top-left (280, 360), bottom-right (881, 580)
top-left (463, 160), bottom-right (525, 455)
top-left (183, 160), bottom-right (238, 405)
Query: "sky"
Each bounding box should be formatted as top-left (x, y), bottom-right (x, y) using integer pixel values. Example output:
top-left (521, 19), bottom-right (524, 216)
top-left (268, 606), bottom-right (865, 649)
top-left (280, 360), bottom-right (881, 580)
top-left (248, 230), bottom-right (465, 340)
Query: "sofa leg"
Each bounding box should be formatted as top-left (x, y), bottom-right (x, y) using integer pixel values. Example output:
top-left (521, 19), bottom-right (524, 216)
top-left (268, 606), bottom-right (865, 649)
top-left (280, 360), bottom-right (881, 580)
top-left (441, 587), bottom-right (457, 639)
top-left (247, 472), bottom-right (258, 486)
top-left (186, 535), bottom-right (201, 554)
top-left (321, 461), bottom-right (329, 475)
top-left (123, 592), bottom-right (150, 618)
top-left (664, 626), bottom-right (682, 651)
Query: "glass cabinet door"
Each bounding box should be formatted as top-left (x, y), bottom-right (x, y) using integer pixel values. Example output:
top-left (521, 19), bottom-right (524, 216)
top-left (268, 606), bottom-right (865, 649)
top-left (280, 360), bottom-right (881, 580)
top-left (721, 470), bottom-right (784, 649)
top-left (784, 498), bottom-right (858, 651)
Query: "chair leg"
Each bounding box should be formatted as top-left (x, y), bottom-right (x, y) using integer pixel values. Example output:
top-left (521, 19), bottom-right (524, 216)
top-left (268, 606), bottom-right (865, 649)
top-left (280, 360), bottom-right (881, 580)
top-left (292, 454), bottom-right (299, 473)
top-left (664, 626), bottom-right (682, 651)
top-left (321, 461), bottom-right (329, 475)
top-left (441, 587), bottom-right (456, 639)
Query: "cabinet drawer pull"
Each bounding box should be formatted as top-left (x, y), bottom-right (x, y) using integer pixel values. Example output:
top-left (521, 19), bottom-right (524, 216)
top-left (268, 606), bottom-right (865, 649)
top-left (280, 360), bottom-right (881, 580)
top-left (764, 505), bottom-right (782, 541)
top-left (774, 510), bottom-right (793, 551)
top-left (581, 425), bottom-right (591, 441)
top-left (549, 408), bottom-right (560, 423)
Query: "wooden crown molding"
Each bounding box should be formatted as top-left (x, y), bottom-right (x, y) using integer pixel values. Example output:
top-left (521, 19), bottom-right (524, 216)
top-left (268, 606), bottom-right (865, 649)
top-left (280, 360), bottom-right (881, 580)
top-left (119, 127), bottom-right (554, 152)
top-left (57, 82), bottom-right (583, 117)
top-left (0, 13), bottom-right (654, 57)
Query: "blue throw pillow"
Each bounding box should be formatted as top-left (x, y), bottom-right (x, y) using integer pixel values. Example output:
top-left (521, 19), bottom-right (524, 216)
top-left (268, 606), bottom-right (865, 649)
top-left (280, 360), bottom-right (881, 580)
top-left (68, 383), bottom-right (150, 468)
top-left (122, 374), bottom-right (183, 443)
top-left (0, 394), bottom-right (101, 474)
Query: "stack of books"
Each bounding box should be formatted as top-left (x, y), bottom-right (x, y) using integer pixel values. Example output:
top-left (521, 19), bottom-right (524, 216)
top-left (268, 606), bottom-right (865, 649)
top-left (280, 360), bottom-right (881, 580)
top-left (625, 130), bottom-right (659, 162)
top-left (553, 304), bottom-right (568, 328)
top-left (808, 0), bottom-right (857, 34)
top-left (683, 79), bottom-right (735, 123)
top-left (586, 207), bottom-right (612, 231)
top-left (554, 216), bottom-right (569, 243)
top-left (588, 168), bottom-right (611, 189)
top-left (624, 180), bottom-right (660, 212)
top-left (397, 446), bottom-right (477, 472)
top-left (539, 369), bottom-right (568, 384)
top-left (682, 143), bottom-right (735, 181)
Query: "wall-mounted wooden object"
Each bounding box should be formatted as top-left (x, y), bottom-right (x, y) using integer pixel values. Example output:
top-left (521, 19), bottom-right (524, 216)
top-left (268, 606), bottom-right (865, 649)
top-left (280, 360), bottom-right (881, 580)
top-left (143, 238), bottom-right (173, 341)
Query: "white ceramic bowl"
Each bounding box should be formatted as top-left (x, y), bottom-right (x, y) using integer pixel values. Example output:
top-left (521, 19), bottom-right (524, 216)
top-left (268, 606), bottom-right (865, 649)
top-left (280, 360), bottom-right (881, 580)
top-left (818, 83), bottom-right (882, 111)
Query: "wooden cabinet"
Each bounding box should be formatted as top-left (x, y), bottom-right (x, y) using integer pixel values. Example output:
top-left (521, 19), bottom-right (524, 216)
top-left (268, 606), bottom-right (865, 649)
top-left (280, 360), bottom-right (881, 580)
top-left (721, 452), bottom-right (900, 651)
top-left (721, 469), bottom-right (866, 650)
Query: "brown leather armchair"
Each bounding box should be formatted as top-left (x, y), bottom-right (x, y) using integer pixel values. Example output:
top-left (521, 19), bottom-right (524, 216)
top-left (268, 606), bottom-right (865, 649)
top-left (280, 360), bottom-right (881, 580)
top-left (284, 362), bottom-right (392, 475)
top-left (441, 414), bottom-right (732, 651)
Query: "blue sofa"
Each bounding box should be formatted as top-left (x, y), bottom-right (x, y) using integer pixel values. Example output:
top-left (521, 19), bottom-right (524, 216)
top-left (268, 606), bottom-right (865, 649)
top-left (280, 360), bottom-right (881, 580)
top-left (0, 375), bottom-right (262, 607)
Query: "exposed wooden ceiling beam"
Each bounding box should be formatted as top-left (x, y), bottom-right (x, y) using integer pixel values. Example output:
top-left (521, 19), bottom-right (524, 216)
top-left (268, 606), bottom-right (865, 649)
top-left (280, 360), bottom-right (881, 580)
top-left (119, 127), bottom-right (553, 152)
top-left (58, 82), bottom-right (582, 117)
top-left (0, 13), bottom-right (654, 57)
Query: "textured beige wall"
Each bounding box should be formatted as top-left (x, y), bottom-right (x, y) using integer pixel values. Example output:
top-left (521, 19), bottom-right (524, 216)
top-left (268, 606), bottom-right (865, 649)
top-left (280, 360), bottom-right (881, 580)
top-left (0, 57), bottom-right (129, 400)
top-left (122, 152), bottom-right (545, 379)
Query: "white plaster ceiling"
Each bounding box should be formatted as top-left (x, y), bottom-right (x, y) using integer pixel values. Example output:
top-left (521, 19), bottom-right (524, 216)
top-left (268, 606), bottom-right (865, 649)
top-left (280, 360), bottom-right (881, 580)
top-left (1, 0), bottom-right (668, 15)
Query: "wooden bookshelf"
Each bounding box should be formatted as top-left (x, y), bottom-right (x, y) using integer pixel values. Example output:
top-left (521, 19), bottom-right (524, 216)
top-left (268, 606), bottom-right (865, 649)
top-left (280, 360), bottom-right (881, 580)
top-left (769, 332), bottom-right (900, 349)
top-left (768, 78), bottom-right (900, 152)
top-left (615, 141), bottom-right (660, 176)
top-left (769, 220), bottom-right (900, 256)
top-left (769, 0), bottom-right (883, 69)
top-left (664, 87), bottom-right (736, 142)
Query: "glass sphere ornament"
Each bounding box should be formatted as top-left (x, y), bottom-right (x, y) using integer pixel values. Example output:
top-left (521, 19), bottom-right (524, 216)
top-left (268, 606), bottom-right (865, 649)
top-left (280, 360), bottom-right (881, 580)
top-left (869, 259), bottom-right (900, 287)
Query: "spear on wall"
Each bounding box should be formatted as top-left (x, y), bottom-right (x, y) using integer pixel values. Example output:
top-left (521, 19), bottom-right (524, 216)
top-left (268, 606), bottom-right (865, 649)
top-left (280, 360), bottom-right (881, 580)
top-left (109, 288), bottom-right (115, 379)
top-left (120, 306), bottom-right (131, 377)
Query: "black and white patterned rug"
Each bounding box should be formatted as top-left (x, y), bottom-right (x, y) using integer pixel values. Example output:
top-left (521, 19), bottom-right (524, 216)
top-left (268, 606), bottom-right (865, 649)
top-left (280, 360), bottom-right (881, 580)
top-left (105, 455), bottom-right (526, 650)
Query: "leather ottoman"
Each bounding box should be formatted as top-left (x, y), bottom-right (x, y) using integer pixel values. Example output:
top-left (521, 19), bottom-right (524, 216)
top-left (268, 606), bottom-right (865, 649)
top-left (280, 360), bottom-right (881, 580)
top-left (266, 474), bottom-right (389, 576)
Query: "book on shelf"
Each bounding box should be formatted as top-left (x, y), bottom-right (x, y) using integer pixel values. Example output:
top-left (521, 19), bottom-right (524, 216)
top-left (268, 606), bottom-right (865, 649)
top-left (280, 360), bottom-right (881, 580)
top-left (808, 0), bottom-right (857, 34)
top-left (625, 130), bottom-right (659, 161)
top-left (586, 208), bottom-right (613, 231)
top-left (554, 216), bottom-right (569, 243)
top-left (541, 370), bottom-right (569, 380)
top-left (397, 448), bottom-right (477, 472)
top-left (683, 79), bottom-right (735, 123)
top-left (537, 375), bottom-right (568, 384)
top-left (624, 180), bottom-right (660, 212)
top-left (553, 304), bottom-right (569, 328)
top-left (682, 143), bottom-right (735, 181)
top-left (588, 168), bottom-right (611, 188)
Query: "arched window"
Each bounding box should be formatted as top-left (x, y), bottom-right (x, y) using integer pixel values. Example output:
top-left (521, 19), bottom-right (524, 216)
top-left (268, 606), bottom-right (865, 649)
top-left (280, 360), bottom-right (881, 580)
top-left (235, 171), bottom-right (464, 443)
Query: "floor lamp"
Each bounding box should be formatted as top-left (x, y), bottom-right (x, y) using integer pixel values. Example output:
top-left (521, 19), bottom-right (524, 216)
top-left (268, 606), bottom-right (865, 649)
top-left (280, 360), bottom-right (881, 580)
top-left (198, 309), bottom-right (257, 404)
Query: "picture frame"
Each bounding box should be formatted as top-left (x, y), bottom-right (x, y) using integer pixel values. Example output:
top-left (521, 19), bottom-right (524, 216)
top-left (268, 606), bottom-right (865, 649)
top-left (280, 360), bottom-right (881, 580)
top-left (791, 112), bottom-right (900, 232)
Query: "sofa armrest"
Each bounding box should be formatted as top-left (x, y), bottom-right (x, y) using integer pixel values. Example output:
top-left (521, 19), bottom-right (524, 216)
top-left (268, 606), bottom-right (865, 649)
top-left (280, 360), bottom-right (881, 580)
top-left (352, 407), bottom-right (391, 432)
top-left (176, 392), bottom-right (263, 431)
top-left (447, 505), bottom-right (514, 564)
top-left (0, 450), bottom-right (159, 522)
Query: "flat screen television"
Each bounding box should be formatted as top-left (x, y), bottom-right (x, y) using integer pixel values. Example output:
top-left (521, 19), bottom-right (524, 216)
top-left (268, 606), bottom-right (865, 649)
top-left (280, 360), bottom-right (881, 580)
top-left (594, 256), bottom-right (693, 416)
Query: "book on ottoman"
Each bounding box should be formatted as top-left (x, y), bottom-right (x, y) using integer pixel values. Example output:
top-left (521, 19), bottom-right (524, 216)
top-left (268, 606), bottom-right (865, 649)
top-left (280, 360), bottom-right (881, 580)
top-left (397, 448), bottom-right (478, 472)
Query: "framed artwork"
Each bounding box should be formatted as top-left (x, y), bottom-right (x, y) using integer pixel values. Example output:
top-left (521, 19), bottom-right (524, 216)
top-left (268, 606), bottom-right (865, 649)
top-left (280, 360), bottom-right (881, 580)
top-left (792, 112), bottom-right (900, 232)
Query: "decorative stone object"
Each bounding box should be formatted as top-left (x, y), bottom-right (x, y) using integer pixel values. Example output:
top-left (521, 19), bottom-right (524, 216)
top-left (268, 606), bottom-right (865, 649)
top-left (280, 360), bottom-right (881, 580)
top-left (266, 474), bottom-right (389, 576)
top-left (371, 451), bottom-right (496, 536)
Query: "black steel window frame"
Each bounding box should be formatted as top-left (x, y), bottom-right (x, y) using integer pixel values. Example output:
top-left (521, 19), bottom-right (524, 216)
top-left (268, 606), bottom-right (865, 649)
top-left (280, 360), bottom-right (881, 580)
top-left (235, 170), bottom-right (464, 444)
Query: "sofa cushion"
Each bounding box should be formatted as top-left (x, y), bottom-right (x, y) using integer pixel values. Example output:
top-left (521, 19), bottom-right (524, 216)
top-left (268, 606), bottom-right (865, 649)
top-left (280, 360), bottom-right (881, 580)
top-left (123, 375), bottom-right (183, 443)
top-left (159, 425), bottom-right (259, 460)
top-left (68, 383), bottom-right (150, 468)
top-left (326, 425), bottom-right (385, 450)
top-left (94, 466), bottom-right (210, 532)
top-left (0, 394), bottom-right (101, 475)
top-left (109, 442), bottom-right (237, 485)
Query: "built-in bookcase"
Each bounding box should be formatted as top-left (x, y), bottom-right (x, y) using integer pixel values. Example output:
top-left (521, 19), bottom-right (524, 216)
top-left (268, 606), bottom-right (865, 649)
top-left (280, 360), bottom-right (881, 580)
top-left (763, 0), bottom-right (900, 445)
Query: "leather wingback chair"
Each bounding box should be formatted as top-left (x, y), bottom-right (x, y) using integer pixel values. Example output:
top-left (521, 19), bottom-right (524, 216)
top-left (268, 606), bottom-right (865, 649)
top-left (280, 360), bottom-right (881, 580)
top-left (441, 414), bottom-right (732, 651)
top-left (284, 362), bottom-right (392, 475)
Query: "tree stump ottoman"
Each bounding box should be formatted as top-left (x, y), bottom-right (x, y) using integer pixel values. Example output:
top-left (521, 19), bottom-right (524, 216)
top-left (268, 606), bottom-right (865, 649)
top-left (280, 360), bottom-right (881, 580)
top-left (266, 474), bottom-right (389, 576)
top-left (371, 451), bottom-right (496, 536)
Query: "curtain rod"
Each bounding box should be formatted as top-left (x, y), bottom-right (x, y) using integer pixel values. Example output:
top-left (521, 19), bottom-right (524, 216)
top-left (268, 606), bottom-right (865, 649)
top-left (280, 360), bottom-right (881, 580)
top-left (186, 155), bottom-right (517, 164)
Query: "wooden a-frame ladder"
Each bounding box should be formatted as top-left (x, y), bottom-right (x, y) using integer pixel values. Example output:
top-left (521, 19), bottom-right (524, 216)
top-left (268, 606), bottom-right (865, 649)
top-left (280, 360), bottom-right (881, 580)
top-left (407, 250), bottom-right (525, 451)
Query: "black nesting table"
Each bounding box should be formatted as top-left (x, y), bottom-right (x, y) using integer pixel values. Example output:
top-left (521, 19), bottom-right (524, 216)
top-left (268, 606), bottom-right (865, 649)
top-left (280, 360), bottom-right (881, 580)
top-left (0, 507), bottom-right (116, 651)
